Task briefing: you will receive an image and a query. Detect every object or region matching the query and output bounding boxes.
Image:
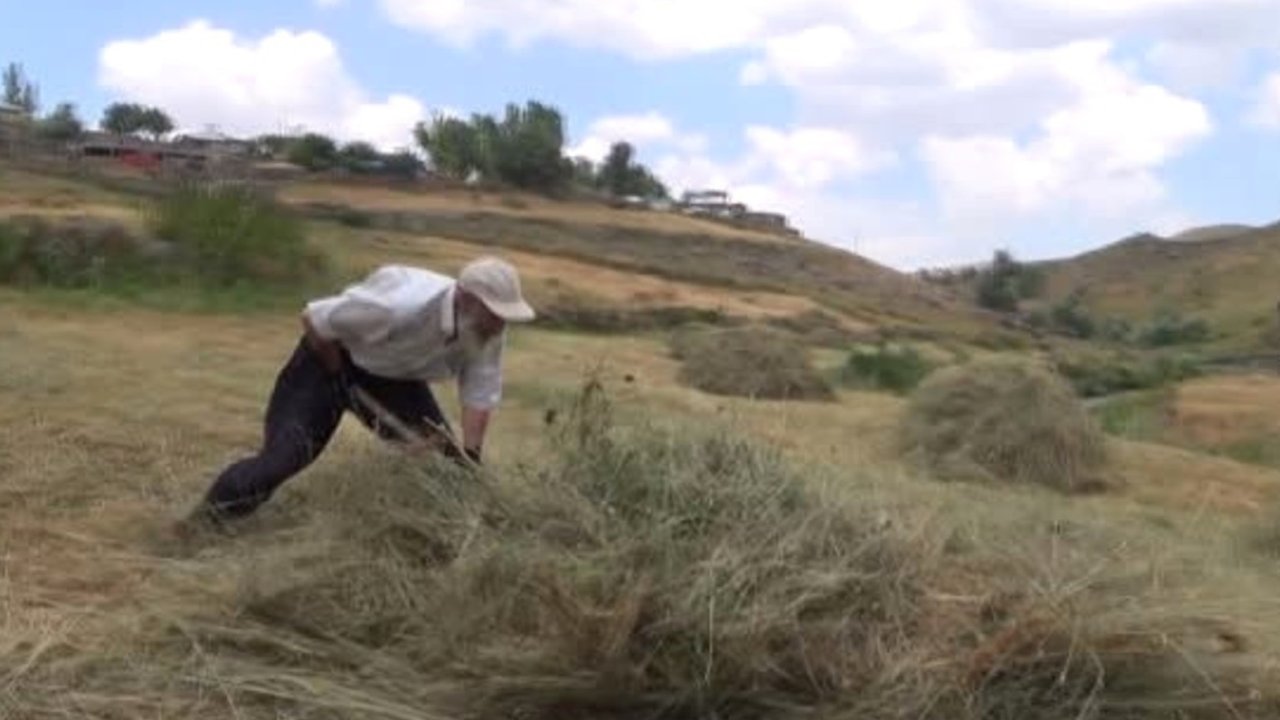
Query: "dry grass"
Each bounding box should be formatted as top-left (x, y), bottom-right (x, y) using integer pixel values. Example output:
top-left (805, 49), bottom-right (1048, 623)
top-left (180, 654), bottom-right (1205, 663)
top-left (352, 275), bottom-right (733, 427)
top-left (1092, 374), bottom-right (1280, 476)
top-left (4, 375), bottom-right (1279, 719)
top-left (323, 225), bottom-right (835, 326)
top-left (279, 179), bottom-right (798, 244)
top-left (670, 324), bottom-right (837, 401)
top-left (900, 357), bottom-right (1111, 493)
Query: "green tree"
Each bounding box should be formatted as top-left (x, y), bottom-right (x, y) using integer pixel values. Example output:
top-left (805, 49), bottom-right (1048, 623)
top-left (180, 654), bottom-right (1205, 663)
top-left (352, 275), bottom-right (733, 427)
top-left (37, 102), bottom-right (84, 142)
top-left (3, 62), bottom-right (38, 114)
top-left (571, 157), bottom-right (598, 189)
top-left (414, 115), bottom-right (477, 180)
top-left (594, 140), bottom-right (669, 199)
top-left (139, 106), bottom-right (173, 140)
top-left (974, 249), bottom-right (1042, 313)
top-left (489, 100), bottom-right (572, 192)
top-left (100, 102), bottom-right (173, 139)
top-left (101, 102), bottom-right (145, 135)
top-left (415, 100), bottom-right (580, 193)
top-left (102, 102), bottom-right (144, 134)
top-left (338, 140), bottom-right (381, 172)
top-left (599, 141), bottom-right (635, 196)
top-left (380, 150), bottom-right (424, 180)
top-left (1049, 289), bottom-right (1096, 339)
top-left (286, 133), bottom-right (339, 171)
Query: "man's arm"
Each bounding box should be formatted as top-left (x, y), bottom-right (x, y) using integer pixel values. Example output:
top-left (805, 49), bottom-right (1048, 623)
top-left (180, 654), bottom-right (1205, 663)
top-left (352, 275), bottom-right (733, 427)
top-left (456, 335), bottom-right (505, 463)
top-left (300, 312), bottom-right (343, 374)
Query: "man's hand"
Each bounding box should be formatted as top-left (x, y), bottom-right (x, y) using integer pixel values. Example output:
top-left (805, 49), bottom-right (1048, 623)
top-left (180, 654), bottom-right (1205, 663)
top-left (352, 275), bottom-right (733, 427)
top-left (301, 312), bottom-right (343, 375)
top-left (461, 405), bottom-right (491, 461)
top-left (442, 441), bottom-right (482, 468)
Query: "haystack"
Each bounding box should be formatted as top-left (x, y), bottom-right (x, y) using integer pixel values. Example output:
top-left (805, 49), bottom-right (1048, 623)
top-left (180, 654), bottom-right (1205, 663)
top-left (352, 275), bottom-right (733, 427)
top-left (669, 324), bottom-right (835, 401)
top-left (899, 356), bottom-right (1110, 492)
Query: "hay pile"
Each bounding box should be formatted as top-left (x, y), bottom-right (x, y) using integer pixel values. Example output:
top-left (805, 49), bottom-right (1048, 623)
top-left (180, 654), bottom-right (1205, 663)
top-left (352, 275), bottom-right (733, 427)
top-left (669, 324), bottom-right (835, 401)
top-left (5, 380), bottom-right (1275, 718)
top-left (900, 356), bottom-right (1110, 493)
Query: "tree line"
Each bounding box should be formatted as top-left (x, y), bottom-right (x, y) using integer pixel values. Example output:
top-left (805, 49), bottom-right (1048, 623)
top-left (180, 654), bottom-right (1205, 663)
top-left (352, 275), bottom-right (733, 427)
top-left (4, 60), bottom-right (671, 198)
top-left (4, 62), bottom-right (172, 142)
top-left (413, 102), bottom-right (669, 198)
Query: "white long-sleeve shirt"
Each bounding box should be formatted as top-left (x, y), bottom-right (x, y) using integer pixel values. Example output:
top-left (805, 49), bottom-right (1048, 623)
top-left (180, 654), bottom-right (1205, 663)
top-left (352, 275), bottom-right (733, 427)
top-left (303, 265), bottom-right (505, 410)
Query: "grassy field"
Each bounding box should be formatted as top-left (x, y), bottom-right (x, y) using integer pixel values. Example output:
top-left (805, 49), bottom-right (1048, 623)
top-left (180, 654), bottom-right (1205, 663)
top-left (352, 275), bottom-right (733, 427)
top-left (6, 167), bottom-right (1280, 717)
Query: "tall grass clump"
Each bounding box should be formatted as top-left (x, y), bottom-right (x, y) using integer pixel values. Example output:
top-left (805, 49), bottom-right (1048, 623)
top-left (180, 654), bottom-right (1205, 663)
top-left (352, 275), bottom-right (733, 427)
top-left (1055, 351), bottom-right (1203, 399)
top-left (148, 181), bottom-right (325, 287)
top-left (0, 214), bottom-right (144, 287)
top-left (0, 182), bottom-right (328, 307)
top-left (669, 324), bottom-right (836, 401)
top-left (843, 342), bottom-right (934, 394)
top-left (900, 356), bottom-right (1111, 493)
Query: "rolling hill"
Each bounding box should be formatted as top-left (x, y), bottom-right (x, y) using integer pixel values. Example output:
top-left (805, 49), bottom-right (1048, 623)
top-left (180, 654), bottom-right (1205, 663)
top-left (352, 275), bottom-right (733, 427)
top-left (1032, 220), bottom-right (1280, 349)
top-left (0, 166), bottom-right (1002, 345)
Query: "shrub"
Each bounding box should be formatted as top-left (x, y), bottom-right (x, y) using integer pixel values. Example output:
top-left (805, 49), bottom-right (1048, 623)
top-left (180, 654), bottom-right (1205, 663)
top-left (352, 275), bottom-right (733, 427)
top-left (148, 181), bottom-right (322, 287)
top-left (843, 343), bottom-right (934, 394)
top-left (1092, 387), bottom-right (1174, 440)
top-left (0, 214), bottom-right (144, 287)
top-left (899, 357), bottom-right (1111, 493)
top-left (974, 249), bottom-right (1043, 312)
top-left (669, 324), bottom-right (836, 401)
top-left (1048, 290), bottom-right (1096, 339)
top-left (1055, 352), bottom-right (1202, 398)
top-left (1139, 309), bottom-right (1212, 347)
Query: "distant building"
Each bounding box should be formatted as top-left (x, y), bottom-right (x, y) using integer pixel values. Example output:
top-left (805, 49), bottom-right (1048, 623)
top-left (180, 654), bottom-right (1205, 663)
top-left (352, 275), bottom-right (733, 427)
top-left (169, 128), bottom-right (255, 159)
top-left (681, 189), bottom-right (728, 205)
top-left (75, 130), bottom-right (252, 174)
top-left (674, 187), bottom-right (794, 234)
top-left (0, 102), bottom-right (26, 121)
top-left (679, 188), bottom-right (745, 218)
top-left (741, 211), bottom-right (793, 232)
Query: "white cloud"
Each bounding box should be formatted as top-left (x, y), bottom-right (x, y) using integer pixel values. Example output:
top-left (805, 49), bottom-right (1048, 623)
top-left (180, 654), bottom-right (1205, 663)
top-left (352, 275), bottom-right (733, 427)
top-left (378, 0), bottom-right (807, 59)
top-left (742, 126), bottom-right (895, 188)
top-left (567, 111), bottom-right (706, 162)
top-left (98, 20), bottom-right (427, 151)
top-left (973, 0), bottom-right (1280, 49)
top-left (1146, 42), bottom-right (1247, 91)
top-left (1249, 72), bottom-right (1280, 129)
top-left (920, 71), bottom-right (1211, 240)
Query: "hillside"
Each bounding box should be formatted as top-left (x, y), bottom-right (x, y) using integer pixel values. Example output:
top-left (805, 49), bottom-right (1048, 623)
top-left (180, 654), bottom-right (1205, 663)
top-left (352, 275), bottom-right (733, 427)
top-left (1032, 220), bottom-right (1280, 349)
top-left (1168, 223), bottom-right (1256, 243)
top-left (0, 166), bottom-right (1000, 344)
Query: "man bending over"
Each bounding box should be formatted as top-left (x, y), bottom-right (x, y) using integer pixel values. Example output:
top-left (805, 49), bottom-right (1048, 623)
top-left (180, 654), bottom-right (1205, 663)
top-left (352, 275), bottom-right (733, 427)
top-left (182, 256), bottom-right (535, 530)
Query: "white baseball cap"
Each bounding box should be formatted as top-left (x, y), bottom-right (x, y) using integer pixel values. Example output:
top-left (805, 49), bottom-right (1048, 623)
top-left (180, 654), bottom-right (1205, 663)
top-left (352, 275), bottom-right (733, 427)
top-left (458, 256), bottom-right (536, 322)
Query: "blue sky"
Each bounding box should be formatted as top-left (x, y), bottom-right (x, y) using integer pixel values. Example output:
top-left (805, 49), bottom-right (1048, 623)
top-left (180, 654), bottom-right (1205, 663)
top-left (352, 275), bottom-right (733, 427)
top-left (3, 0), bottom-right (1279, 270)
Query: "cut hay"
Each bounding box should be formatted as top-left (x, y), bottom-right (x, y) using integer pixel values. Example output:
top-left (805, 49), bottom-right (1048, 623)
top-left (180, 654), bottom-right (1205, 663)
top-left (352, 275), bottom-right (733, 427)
top-left (669, 324), bottom-right (835, 401)
top-left (899, 356), bottom-right (1111, 493)
top-left (5, 379), bottom-right (1277, 718)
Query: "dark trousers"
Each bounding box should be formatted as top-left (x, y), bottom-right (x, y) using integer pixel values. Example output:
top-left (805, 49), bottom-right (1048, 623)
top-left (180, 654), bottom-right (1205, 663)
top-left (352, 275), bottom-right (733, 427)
top-left (200, 336), bottom-right (449, 520)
